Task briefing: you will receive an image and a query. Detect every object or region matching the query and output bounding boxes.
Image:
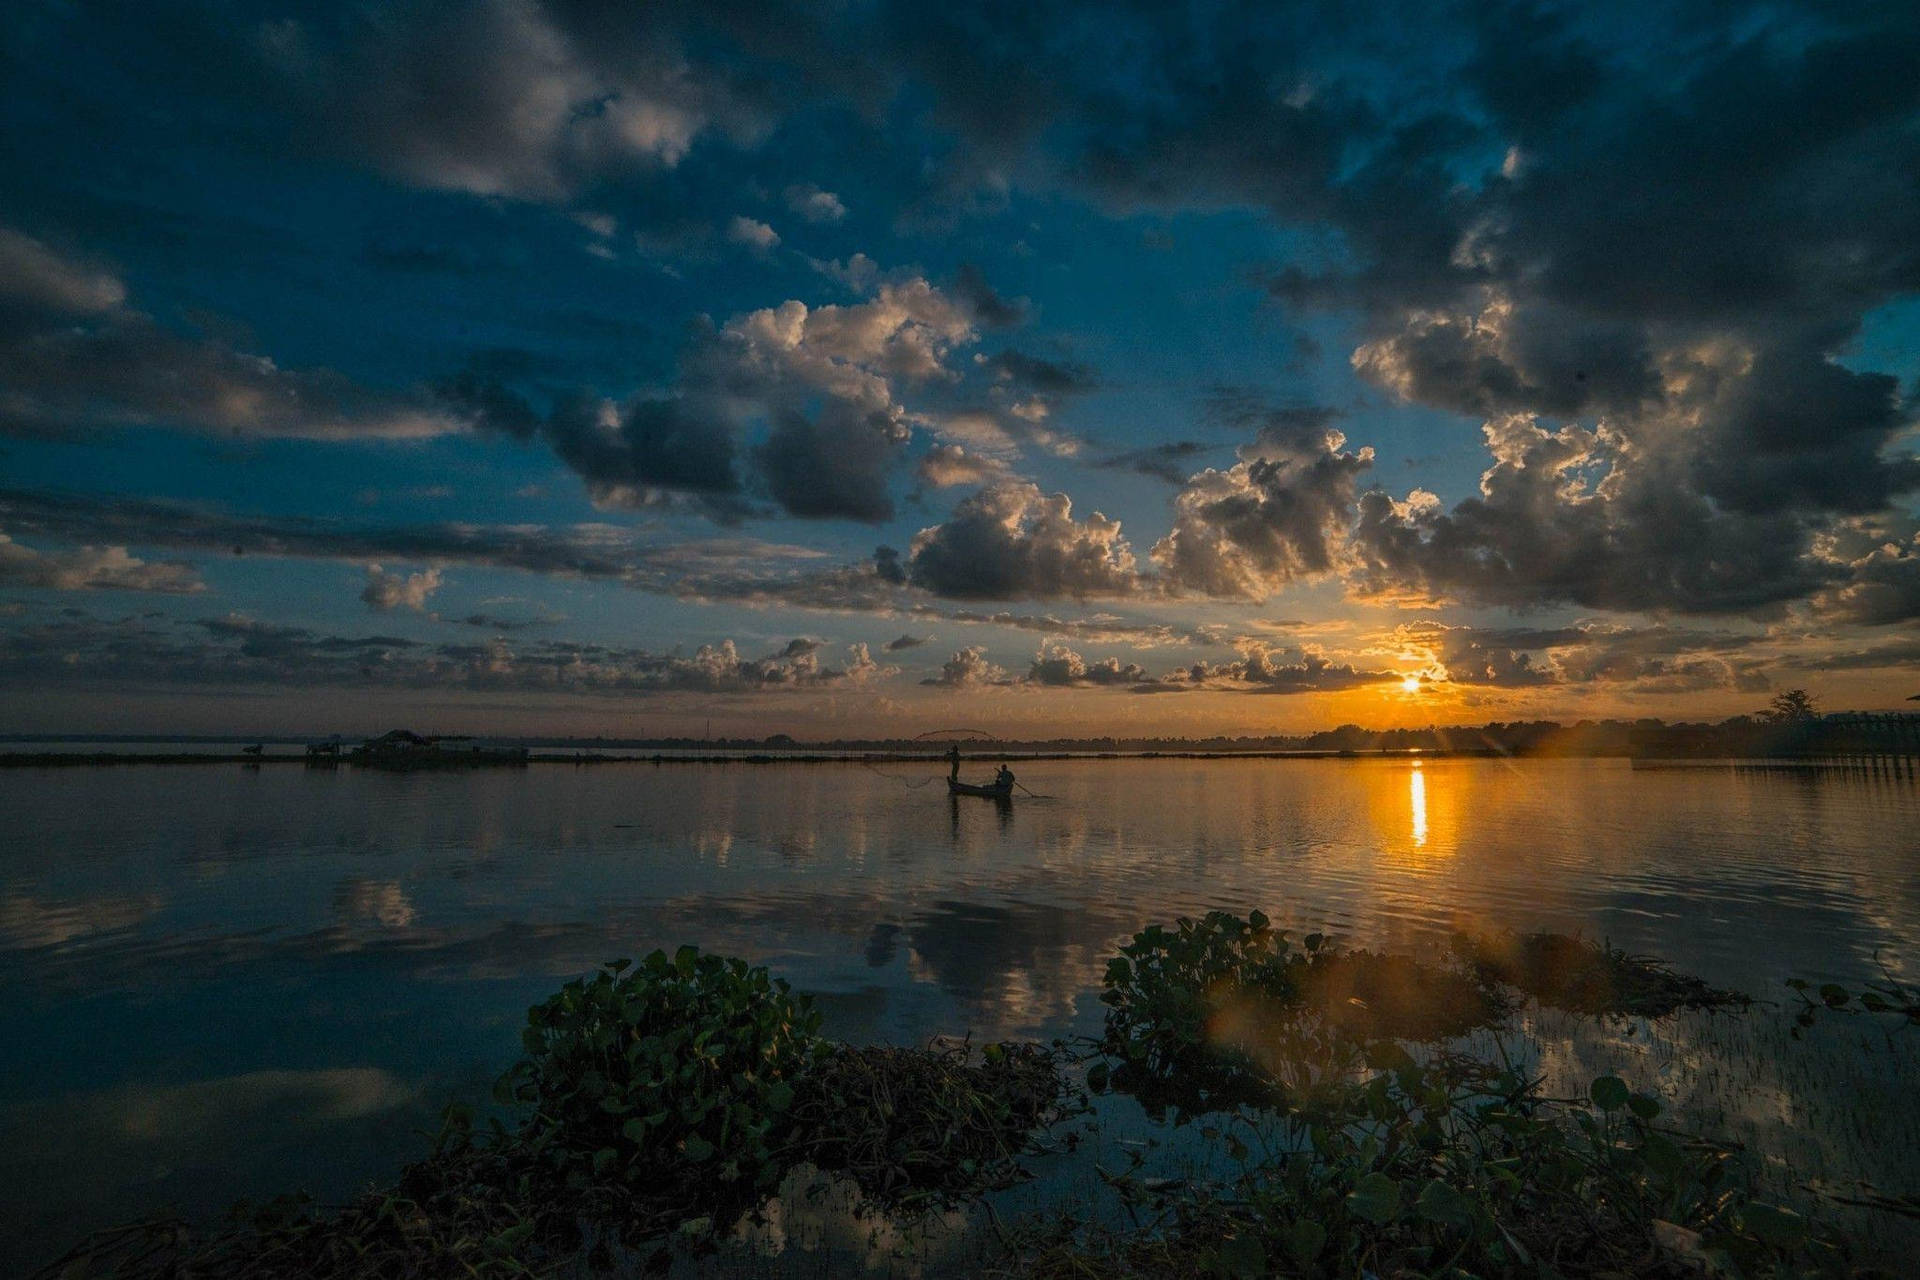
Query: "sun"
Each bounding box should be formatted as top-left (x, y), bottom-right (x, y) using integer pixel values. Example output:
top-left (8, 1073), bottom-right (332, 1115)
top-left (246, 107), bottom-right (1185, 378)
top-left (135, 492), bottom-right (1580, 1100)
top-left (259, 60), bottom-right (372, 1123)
top-left (1400, 674), bottom-right (1423, 694)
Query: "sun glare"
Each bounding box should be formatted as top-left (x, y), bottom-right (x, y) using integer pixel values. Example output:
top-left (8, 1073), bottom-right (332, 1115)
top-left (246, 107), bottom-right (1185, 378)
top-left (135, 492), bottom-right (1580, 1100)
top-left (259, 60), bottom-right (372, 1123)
top-left (1400, 674), bottom-right (1423, 694)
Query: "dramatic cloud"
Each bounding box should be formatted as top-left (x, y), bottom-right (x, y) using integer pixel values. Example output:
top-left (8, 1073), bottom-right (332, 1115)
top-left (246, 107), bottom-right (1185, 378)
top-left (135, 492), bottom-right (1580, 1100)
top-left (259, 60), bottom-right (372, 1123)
top-left (920, 645), bottom-right (1010, 688)
top-left (907, 482), bottom-right (1139, 600)
top-left (1153, 411), bottom-right (1374, 599)
top-left (1811, 532), bottom-right (1920, 626)
top-left (884, 633), bottom-right (932, 651)
top-left (360, 564), bottom-right (444, 612)
top-left (1350, 417), bottom-right (1835, 614)
top-left (1026, 641), bottom-right (1153, 688)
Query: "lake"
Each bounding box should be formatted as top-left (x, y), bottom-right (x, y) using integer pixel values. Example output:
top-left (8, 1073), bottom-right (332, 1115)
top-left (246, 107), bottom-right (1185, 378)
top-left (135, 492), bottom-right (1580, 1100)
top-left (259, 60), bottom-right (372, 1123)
top-left (3, 756), bottom-right (1917, 1272)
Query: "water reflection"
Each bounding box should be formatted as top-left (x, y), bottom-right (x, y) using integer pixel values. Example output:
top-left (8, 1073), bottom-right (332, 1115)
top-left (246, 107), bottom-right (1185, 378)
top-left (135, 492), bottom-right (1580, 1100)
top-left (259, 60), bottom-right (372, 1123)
top-left (1410, 762), bottom-right (1428, 849)
top-left (0, 759), bottom-right (1917, 1270)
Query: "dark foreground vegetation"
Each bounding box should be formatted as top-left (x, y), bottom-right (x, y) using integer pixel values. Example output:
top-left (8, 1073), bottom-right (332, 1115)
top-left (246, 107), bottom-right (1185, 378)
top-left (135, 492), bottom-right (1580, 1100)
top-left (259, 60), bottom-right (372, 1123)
top-left (34, 917), bottom-right (1907, 1279)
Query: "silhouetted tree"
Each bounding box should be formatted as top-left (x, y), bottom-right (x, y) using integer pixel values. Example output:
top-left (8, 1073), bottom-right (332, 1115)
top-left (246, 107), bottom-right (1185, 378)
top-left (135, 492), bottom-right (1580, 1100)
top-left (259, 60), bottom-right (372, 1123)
top-left (1762, 689), bottom-right (1818, 722)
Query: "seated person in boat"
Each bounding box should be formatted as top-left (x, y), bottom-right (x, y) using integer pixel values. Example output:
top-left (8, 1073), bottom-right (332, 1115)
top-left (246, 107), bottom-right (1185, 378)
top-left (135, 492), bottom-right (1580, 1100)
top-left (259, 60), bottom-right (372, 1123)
top-left (995, 764), bottom-right (1015, 789)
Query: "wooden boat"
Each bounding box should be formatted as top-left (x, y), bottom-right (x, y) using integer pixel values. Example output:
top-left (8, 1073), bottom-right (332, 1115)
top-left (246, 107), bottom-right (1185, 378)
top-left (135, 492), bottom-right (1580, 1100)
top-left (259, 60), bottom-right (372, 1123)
top-left (948, 777), bottom-right (1014, 799)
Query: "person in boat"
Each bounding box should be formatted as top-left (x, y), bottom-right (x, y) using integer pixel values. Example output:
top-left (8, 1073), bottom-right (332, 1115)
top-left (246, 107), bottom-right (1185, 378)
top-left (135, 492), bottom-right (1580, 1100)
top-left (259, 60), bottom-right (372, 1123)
top-left (995, 764), bottom-right (1015, 790)
top-left (948, 742), bottom-right (961, 782)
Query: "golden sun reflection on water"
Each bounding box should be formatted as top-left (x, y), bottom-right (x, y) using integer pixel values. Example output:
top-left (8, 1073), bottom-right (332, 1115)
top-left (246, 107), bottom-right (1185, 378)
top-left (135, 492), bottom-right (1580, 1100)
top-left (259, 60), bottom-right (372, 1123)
top-left (1410, 762), bottom-right (1428, 849)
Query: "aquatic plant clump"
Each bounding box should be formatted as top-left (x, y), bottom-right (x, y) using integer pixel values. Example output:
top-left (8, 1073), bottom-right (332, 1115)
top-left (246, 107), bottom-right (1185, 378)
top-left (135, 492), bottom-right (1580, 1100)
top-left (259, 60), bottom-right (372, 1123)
top-left (499, 949), bottom-right (824, 1214)
top-left (1097, 911), bottom-right (1511, 1115)
top-left (34, 952), bottom-right (1079, 1279)
top-left (1005, 1061), bottom-right (1848, 1279)
top-left (790, 1039), bottom-right (1084, 1211)
top-left (1455, 930), bottom-right (1750, 1018)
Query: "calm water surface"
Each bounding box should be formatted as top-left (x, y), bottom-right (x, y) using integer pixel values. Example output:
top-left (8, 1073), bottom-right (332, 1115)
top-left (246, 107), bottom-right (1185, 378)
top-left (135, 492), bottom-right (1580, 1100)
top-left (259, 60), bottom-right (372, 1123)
top-left (3, 758), bottom-right (1917, 1270)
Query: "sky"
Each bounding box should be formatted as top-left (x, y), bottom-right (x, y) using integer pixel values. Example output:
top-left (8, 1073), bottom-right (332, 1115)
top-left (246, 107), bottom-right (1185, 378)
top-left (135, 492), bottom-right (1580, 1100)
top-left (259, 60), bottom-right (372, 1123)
top-left (1, 0), bottom-right (1917, 739)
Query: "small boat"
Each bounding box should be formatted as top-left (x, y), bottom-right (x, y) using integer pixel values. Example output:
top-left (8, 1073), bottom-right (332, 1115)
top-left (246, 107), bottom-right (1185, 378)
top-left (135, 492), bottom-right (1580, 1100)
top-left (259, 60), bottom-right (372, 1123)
top-left (948, 777), bottom-right (1014, 799)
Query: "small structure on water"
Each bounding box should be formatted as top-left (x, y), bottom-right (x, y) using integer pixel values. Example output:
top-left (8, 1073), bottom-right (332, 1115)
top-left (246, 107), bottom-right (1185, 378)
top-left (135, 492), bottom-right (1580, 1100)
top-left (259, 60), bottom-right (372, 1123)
top-left (349, 729), bottom-right (528, 768)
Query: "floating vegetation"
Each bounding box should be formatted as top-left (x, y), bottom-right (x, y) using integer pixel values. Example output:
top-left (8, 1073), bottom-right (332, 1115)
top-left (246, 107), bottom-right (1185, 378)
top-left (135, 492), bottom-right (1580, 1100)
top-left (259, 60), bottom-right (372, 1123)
top-left (1097, 911), bottom-right (1511, 1117)
top-left (1455, 929), bottom-right (1749, 1018)
top-left (1786, 960), bottom-right (1920, 1038)
top-left (34, 926), bottom-right (1892, 1280)
top-left (1297, 948), bottom-right (1513, 1042)
top-left (1009, 1061), bottom-right (1853, 1279)
top-left (790, 1039), bottom-right (1082, 1212)
top-left (33, 950), bottom-right (1074, 1279)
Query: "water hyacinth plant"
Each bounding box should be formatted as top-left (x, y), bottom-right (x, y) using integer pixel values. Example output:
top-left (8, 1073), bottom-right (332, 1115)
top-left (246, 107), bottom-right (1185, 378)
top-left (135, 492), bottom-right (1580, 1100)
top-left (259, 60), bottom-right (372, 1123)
top-left (499, 949), bottom-right (824, 1211)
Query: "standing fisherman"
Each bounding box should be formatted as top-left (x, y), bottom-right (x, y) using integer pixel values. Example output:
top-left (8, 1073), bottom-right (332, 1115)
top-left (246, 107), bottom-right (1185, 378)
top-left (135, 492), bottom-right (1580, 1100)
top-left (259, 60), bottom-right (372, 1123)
top-left (948, 742), bottom-right (961, 782)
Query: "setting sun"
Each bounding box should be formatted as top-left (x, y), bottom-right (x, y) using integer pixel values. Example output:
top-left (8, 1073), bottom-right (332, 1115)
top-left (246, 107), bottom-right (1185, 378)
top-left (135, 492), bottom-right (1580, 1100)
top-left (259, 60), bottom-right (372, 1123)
top-left (1401, 675), bottom-right (1423, 694)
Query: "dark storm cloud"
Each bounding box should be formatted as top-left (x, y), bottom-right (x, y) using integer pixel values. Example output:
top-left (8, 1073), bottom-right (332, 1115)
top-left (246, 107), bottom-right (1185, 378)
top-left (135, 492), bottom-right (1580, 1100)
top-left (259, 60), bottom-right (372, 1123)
top-left (1811, 537), bottom-right (1920, 626)
top-left (905, 482), bottom-right (1141, 600)
top-left (1349, 419), bottom-right (1838, 614)
top-left (543, 393), bottom-right (743, 498)
top-left (7, 0), bottom-right (1919, 630)
top-left (754, 407), bottom-right (903, 523)
top-left (884, 633), bottom-right (932, 651)
top-left (0, 609), bottom-right (891, 696)
top-left (762, 1), bottom-right (1920, 620)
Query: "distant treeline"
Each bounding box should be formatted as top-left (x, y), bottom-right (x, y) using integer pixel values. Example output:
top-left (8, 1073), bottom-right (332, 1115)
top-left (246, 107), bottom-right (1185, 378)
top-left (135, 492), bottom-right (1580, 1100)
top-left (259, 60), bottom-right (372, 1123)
top-left (457, 713), bottom-right (1920, 758)
top-left (11, 712), bottom-right (1919, 760)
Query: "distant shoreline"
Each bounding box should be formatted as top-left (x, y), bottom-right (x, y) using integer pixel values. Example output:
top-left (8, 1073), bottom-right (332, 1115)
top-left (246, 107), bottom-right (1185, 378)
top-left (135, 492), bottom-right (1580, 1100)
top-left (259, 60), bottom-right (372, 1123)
top-left (0, 747), bottom-right (1516, 768)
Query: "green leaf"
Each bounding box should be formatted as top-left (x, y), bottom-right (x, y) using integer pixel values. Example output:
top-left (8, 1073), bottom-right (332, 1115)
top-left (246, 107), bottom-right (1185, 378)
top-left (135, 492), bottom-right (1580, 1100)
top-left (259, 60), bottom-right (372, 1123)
top-left (1627, 1092), bottom-right (1662, 1121)
top-left (1819, 983), bottom-right (1850, 1008)
top-left (1085, 1062), bottom-right (1111, 1092)
top-left (1347, 1172), bottom-right (1402, 1224)
top-left (765, 1081), bottom-right (794, 1112)
top-left (1286, 1218), bottom-right (1326, 1265)
top-left (1590, 1075), bottom-right (1630, 1112)
top-left (1247, 909), bottom-right (1269, 930)
top-left (1416, 1178), bottom-right (1475, 1233)
top-left (682, 1134), bottom-right (715, 1162)
top-left (1213, 1233), bottom-right (1267, 1278)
